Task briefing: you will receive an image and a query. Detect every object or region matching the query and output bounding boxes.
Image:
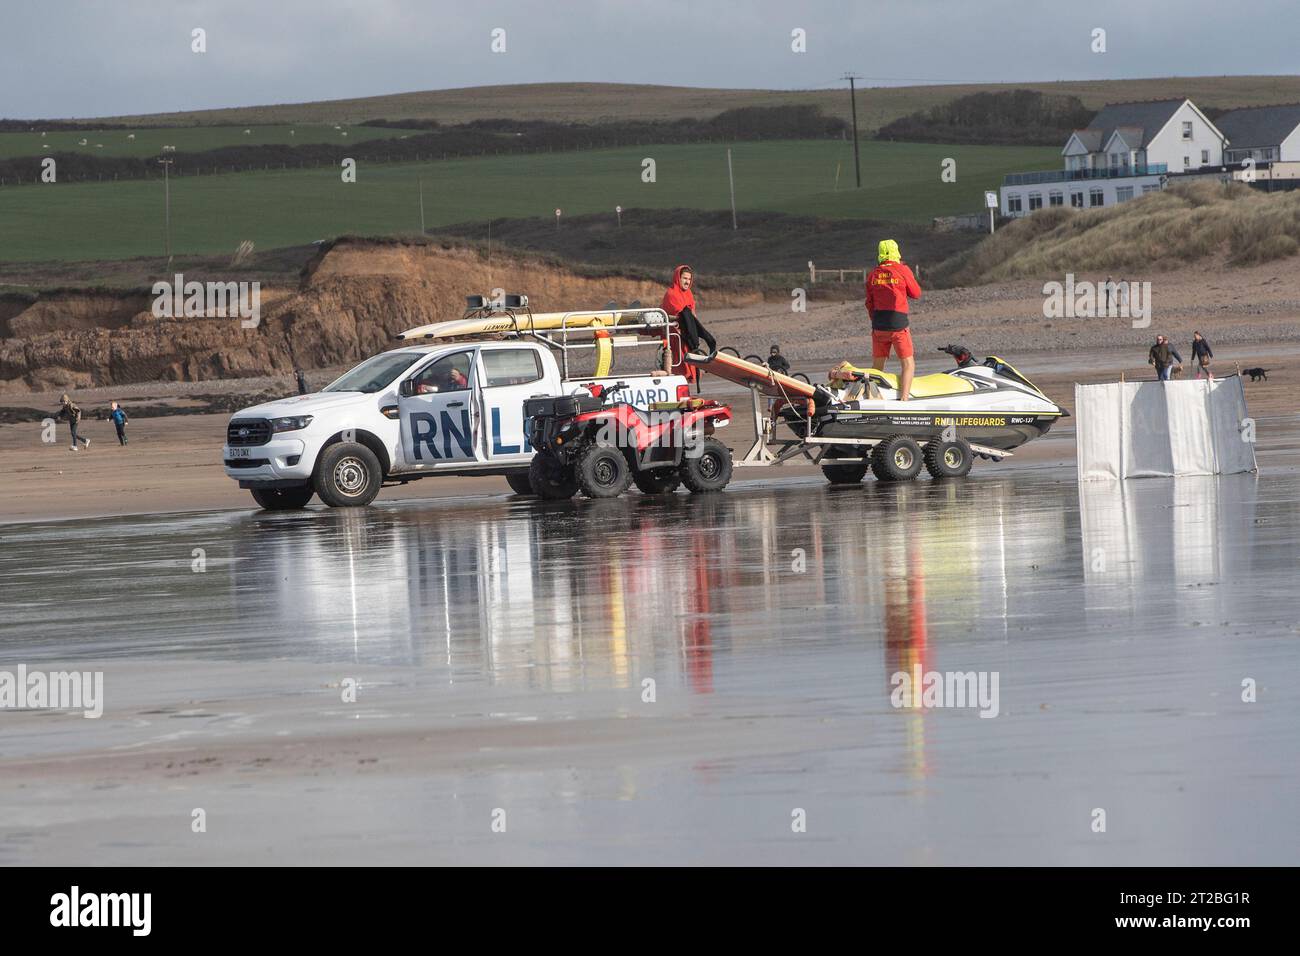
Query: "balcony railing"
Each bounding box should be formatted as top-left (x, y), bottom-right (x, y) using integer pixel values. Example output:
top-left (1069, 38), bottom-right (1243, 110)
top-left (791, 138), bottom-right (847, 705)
top-left (1003, 163), bottom-right (1167, 187)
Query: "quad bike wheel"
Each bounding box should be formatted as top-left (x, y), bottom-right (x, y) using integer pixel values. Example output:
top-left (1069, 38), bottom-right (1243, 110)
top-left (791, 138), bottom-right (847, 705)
top-left (719, 346), bottom-right (740, 357)
top-left (505, 472), bottom-right (535, 496)
top-left (744, 354), bottom-right (765, 365)
top-left (633, 469), bottom-right (682, 495)
top-left (871, 435), bottom-right (923, 482)
top-left (528, 454), bottom-right (579, 499)
top-left (681, 436), bottom-right (733, 493)
top-left (791, 372), bottom-right (811, 384)
top-left (820, 446), bottom-right (869, 484)
top-left (576, 443), bottom-right (634, 498)
top-left (924, 438), bottom-right (974, 479)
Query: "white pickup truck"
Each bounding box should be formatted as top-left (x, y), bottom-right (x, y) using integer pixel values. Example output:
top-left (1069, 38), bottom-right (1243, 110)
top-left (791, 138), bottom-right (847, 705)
top-left (223, 339), bottom-right (689, 509)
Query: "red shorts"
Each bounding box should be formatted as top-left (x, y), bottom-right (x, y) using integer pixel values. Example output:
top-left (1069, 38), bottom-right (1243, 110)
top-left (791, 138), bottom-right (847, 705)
top-left (871, 327), bottom-right (914, 360)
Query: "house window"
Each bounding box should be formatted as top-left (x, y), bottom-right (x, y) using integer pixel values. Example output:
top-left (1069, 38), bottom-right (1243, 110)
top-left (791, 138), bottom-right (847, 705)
top-left (1116, 186), bottom-right (1134, 203)
top-left (1007, 193), bottom-right (1022, 213)
top-left (1183, 155), bottom-right (1191, 168)
top-left (1028, 192), bottom-right (1043, 210)
top-left (1071, 192), bottom-right (1084, 208)
top-left (1089, 189), bottom-right (1104, 207)
top-left (1049, 190), bottom-right (1064, 207)
top-left (1201, 150), bottom-right (1209, 165)
top-left (1142, 184), bottom-right (1161, 195)
top-left (1182, 121), bottom-right (1193, 140)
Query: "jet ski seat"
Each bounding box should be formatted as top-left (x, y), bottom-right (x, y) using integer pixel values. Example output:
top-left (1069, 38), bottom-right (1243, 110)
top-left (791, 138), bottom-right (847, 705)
top-left (829, 363), bottom-right (974, 398)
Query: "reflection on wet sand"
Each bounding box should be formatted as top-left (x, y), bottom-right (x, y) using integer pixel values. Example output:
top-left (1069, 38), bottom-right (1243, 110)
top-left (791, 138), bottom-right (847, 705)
top-left (5, 473), bottom-right (1300, 864)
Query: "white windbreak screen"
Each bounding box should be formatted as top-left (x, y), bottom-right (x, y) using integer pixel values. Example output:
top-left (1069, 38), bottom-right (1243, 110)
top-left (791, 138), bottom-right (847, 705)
top-left (1075, 378), bottom-right (1256, 480)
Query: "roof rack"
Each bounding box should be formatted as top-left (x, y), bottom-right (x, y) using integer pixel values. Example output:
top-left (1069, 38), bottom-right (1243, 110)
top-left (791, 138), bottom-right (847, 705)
top-left (459, 297), bottom-right (679, 380)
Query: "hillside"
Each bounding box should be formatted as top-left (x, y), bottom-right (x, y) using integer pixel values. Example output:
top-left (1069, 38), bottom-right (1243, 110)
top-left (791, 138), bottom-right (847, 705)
top-left (0, 237), bottom-right (770, 392)
top-left (79, 77), bottom-right (1300, 132)
top-left (931, 182), bottom-right (1300, 286)
top-left (0, 140), bottom-right (1058, 262)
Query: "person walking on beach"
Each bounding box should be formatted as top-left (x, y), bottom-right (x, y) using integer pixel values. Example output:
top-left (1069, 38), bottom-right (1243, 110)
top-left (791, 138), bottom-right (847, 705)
top-left (865, 239), bottom-right (922, 401)
top-left (1148, 335), bottom-right (1183, 382)
top-left (56, 393), bottom-right (90, 451)
top-left (1191, 332), bottom-right (1213, 380)
top-left (766, 343), bottom-right (791, 375)
top-left (109, 401), bottom-right (129, 445)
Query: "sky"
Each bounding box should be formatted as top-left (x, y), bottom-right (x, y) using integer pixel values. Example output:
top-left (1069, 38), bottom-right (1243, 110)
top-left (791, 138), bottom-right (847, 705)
top-left (1, 0), bottom-right (1296, 119)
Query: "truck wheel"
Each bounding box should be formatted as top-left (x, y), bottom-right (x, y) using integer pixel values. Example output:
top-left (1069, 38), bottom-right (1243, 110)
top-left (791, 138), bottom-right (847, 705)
top-left (505, 472), bottom-right (535, 496)
top-left (924, 438), bottom-right (973, 479)
top-left (576, 443), bottom-right (633, 499)
top-left (250, 485), bottom-right (314, 510)
top-left (871, 435), bottom-right (923, 482)
top-left (633, 469), bottom-right (681, 495)
top-left (528, 454), bottom-right (578, 499)
top-left (681, 436), bottom-right (733, 493)
top-left (821, 447), bottom-right (868, 484)
top-left (314, 442), bottom-right (382, 506)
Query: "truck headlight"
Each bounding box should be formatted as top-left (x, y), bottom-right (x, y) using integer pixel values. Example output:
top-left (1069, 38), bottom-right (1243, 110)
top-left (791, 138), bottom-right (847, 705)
top-left (270, 415), bottom-right (314, 433)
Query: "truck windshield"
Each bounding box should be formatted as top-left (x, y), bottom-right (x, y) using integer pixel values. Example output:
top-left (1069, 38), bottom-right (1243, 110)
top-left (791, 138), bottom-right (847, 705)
top-left (322, 352), bottom-right (425, 393)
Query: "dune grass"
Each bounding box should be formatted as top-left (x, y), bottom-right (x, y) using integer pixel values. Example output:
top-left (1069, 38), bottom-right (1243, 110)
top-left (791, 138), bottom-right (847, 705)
top-left (932, 182), bottom-right (1300, 285)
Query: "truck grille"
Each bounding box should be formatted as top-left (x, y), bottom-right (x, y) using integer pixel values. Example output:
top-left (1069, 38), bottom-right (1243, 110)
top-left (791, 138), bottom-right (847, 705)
top-left (227, 419), bottom-right (271, 446)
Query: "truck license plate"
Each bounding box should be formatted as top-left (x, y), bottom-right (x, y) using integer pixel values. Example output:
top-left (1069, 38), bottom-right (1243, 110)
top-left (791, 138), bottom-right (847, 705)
top-left (228, 447), bottom-right (252, 459)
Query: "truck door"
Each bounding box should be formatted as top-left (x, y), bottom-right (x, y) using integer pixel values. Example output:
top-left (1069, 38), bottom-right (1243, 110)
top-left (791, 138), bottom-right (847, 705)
top-left (478, 347), bottom-right (547, 463)
top-left (399, 349), bottom-right (482, 466)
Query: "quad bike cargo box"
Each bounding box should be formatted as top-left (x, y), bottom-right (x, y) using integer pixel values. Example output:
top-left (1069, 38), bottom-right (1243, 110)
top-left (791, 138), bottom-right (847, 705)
top-left (524, 394), bottom-right (604, 419)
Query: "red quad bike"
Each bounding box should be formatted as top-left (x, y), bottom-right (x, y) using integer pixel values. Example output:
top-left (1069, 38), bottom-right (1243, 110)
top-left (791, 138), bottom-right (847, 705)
top-left (525, 382), bottom-right (734, 499)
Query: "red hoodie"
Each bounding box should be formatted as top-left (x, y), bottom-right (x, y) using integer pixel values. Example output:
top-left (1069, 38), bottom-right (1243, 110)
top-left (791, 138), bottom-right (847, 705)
top-left (661, 264), bottom-right (695, 317)
top-left (660, 265), bottom-right (696, 379)
top-left (865, 260), bottom-right (921, 317)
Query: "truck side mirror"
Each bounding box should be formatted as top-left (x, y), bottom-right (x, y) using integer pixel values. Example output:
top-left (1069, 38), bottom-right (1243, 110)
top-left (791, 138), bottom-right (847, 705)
top-left (398, 379), bottom-right (416, 397)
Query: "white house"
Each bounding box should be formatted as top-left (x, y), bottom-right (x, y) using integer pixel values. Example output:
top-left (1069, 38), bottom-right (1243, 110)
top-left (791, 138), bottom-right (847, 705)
top-left (1000, 99), bottom-right (1226, 218)
top-left (1216, 104), bottom-right (1300, 164)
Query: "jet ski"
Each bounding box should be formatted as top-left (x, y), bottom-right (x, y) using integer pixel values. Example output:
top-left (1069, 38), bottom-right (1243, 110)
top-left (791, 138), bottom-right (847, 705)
top-left (781, 344), bottom-right (1069, 454)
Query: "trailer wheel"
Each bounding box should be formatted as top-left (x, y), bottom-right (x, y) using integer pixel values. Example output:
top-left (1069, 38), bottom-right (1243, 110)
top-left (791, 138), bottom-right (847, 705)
top-left (682, 436), bottom-right (733, 493)
top-left (872, 435), bottom-right (923, 482)
top-left (820, 446), bottom-right (868, 484)
top-left (576, 443), bottom-right (633, 498)
top-left (314, 442), bottom-right (383, 506)
top-left (924, 438), bottom-right (973, 479)
top-left (529, 454), bottom-right (578, 499)
top-left (251, 485), bottom-right (314, 510)
top-left (633, 469), bottom-right (682, 495)
top-left (505, 472), bottom-right (535, 496)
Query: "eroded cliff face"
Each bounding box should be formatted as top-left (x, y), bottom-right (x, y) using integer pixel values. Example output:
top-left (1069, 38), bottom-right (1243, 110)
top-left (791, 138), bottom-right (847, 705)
top-left (0, 240), bottom-right (763, 392)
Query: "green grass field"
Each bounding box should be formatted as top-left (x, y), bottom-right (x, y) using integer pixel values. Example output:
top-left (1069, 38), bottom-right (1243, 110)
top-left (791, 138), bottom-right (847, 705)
top-left (0, 124), bottom-right (411, 160)
top-left (0, 139), bottom-right (1058, 262)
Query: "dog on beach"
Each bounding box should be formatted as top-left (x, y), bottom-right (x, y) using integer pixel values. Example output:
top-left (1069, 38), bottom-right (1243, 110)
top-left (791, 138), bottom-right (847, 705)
top-left (1242, 368), bottom-right (1269, 382)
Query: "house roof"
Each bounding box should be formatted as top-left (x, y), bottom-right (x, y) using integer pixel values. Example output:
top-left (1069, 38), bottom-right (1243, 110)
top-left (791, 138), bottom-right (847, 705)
top-left (1215, 104), bottom-right (1300, 148)
top-left (1084, 99), bottom-right (1187, 149)
top-left (1068, 129), bottom-right (1103, 152)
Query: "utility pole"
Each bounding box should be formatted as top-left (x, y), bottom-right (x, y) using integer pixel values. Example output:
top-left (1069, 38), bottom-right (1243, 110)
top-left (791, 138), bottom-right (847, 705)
top-left (726, 148), bottom-right (738, 230)
top-left (158, 146), bottom-right (175, 265)
top-left (843, 73), bottom-right (862, 188)
top-left (418, 178), bottom-right (425, 234)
